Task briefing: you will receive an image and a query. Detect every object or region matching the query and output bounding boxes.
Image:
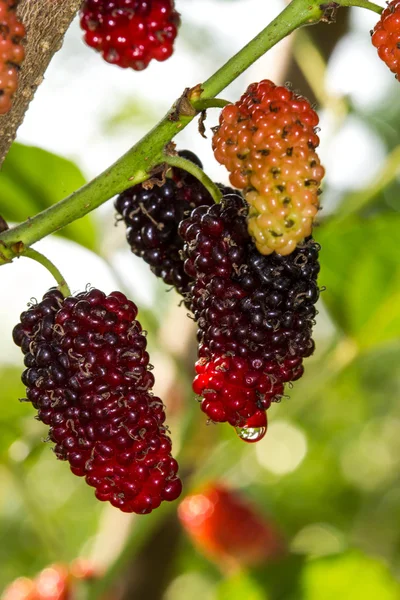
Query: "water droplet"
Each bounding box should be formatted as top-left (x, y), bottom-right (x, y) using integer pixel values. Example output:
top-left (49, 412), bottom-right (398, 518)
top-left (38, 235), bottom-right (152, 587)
top-left (235, 426), bottom-right (267, 444)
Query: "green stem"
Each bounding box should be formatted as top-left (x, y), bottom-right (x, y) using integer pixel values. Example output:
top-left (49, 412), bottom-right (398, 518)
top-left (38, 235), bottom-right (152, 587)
top-left (23, 248), bottom-right (71, 297)
top-left (191, 98), bottom-right (231, 111)
top-left (0, 0), bottom-right (326, 265)
top-left (200, 0), bottom-right (324, 99)
top-left (336, 0), bottom-right (383, 15)
top-left (163, 154), bottom-right (223, 203)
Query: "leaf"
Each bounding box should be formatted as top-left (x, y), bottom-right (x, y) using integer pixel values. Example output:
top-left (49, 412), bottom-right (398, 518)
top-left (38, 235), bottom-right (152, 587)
top-left (301, 551), bottom-right (400, 600)
top-left (317, 213), bottom-right (400, 348)
top-left (217, 572), bottom-right (268, 600)
top-left (0, 366), bottom-right (33, 457)
top-left (0, 143), bottom-right (97, 251)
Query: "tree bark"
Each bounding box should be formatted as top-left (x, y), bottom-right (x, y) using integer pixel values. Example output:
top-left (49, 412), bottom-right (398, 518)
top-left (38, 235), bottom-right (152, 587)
top-left (0, 0), bottom-right (82, 167)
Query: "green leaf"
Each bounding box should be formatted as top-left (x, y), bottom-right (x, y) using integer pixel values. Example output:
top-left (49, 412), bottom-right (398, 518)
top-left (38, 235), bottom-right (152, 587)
top-left (217, 572), bottom-right (268, 600)
top-left (301, 551), bottom-right (400, 600)
top-left (0, 143), bottom-right (97, 250)
top-left (317, 213), bottom-right (400, 348)
top-left (0, 366), bottom-right (31, 457)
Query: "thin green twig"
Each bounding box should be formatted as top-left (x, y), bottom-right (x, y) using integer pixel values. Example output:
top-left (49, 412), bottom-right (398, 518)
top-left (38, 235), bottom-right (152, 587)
top-left (163, 154), bottom-right (223, 203)
top-left (23, 248), bottom-right (71, 297)
top-left (191, 98), bottom-right (231, 111)
top-left (337, 0), bottom-right (383, 15)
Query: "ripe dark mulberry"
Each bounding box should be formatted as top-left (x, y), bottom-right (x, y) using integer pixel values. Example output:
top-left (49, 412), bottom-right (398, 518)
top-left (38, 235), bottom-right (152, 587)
top-left (80, 0), bottom-right (180, 70)
top-left (0, 0), bottom-right (25, 114)
top-left (13, 288), bottom-right (182, 514)
top-left (212, 79), bottom-right (325, 255)
top-left (179, 193), bottom-right (320, 431)
top-left (371, 0), bottom-right (400, 78)
top-left (115, 150), bottom-right (214, 297)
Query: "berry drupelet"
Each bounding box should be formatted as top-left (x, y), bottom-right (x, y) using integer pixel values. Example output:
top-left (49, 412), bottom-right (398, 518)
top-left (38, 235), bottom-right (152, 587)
top-left (13, 288), bottom-right (182, 514)
top-left (0, 0), bottom-right (25, 114)
top-left (115, 150), bottom-right (214, 297)
top-left (80, 0), bottom-right (180, 70)
top-left (371, 1), bottom-right (400, 78)
top-left (212, 79), bottom-right (325, 256)
top-left (179, 192), bottom-right (320, 432)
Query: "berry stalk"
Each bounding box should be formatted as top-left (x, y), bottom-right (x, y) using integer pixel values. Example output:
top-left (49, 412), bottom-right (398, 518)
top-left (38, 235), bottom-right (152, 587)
top-left (0, 0), bottom-right (329, 266)
top-left (336, 0), bottom-right (383, 14)
top-left (162, 153), bottom-right (223, 204)
top-left (22, 248), bottom-right (71, 297)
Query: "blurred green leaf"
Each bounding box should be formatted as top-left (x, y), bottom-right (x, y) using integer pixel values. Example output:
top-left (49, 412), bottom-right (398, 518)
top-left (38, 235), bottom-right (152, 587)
top-left (0, 367), bottom-right (30, 457)
top-left (217, 572), bottom-right (267, 600)
top-left (0, 143), bottom-right (97, 251)
top-left (301, 551), bottom-right (400, 599)
top-left (317, 213), bottom-right (400, 348)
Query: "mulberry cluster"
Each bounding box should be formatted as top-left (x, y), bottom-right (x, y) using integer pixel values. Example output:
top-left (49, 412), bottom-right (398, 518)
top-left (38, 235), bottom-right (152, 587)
top-left (179, 192), bottom-right (320, 432)
top-left (80, 0), bottom-right (180, 70)
top-left (371, 0), bottom-right (400, 78)
top-left (13, 288), bottom-right (182, 514)
top-left (0, 0), bottom-right (25, 115)
top-left (115, 150), bottom-right (214, 298)
top-left (212, 79), bottom-right (325, 256)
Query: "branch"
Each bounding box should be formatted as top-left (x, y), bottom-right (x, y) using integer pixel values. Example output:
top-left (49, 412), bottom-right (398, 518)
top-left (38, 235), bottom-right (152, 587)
top-left (0, 0), bottom-right (326, 264)
top-left (0, 0), bottom-right (82, 167)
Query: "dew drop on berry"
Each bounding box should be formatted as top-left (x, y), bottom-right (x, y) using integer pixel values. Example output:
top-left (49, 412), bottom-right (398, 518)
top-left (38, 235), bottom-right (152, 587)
top-left (235, 425), bottom-right (267, 443)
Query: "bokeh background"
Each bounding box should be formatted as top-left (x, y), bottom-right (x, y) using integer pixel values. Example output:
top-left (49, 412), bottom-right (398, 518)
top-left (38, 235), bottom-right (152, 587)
top-left (1, 0), bottom-right (400, 598)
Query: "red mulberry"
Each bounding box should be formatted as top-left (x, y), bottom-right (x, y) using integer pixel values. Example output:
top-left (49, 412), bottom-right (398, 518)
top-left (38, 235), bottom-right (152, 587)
top-left (371, 1), bottom-right (400, 78)
top-left (178, 482), bottom-right (285, 568)
top-left (80, 0), bottom-right (180, 70)
top-left (0, 0), bottom-right (25, 114)
top-left (212, 80), bottom-right (325, 255)
top-left (13, 288), bottom-right (182, 514)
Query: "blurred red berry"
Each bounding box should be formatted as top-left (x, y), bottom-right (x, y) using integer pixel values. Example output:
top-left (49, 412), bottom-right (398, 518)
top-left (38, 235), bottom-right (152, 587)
top-left (178, 483), bottom-right (285, 571)
top-left (371, 1), bottom-right (400, 78)
top-left (69, 558), bottom-right (98, 581)
top-left (34, 565), bottom-right (69, 600)
top-left (1, 577), bottom-right (37, 600)
top-left (1, 561), bottom-right (101, 600)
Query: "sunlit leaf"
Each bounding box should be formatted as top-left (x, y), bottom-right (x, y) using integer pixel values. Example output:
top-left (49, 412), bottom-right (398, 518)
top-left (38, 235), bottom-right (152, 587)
top-left (317, 213), bottom-right (400, 348)
top-left (301, 551), bottom-right (400, 599)
top-left (0, 143), bottom-right (97, 251)
top-left (217, 572), bottom-right (267, 600)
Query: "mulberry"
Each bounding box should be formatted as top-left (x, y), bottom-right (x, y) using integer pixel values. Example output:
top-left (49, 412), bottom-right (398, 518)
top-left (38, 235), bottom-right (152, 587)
top-left (80, 0), bottom-right (180, 70)
top-left (212, 79), bottom-right (325, 255)
top-left (371, 1), bottom-right (400, 78)
top-left (179, 193), bottom-right (320, 432)
top-left (178, 482), bottom-right (285, 568)
top-left (13, 288), bottom-right (182, 514)
top-left (115, 150), bottom-right (214, 297)
top-left (0, 0), bottom-right (25, 114)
